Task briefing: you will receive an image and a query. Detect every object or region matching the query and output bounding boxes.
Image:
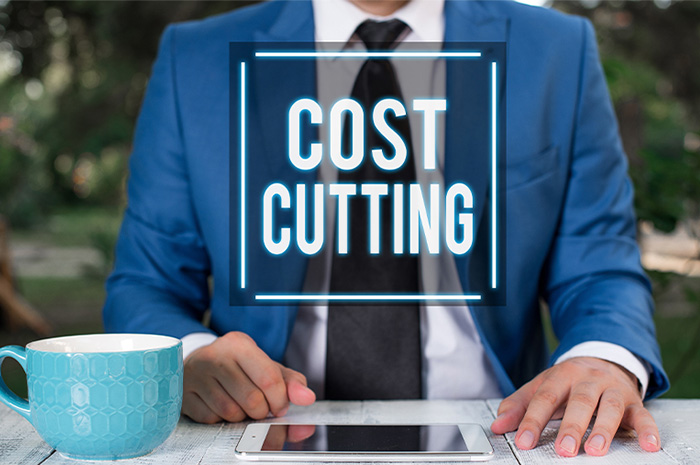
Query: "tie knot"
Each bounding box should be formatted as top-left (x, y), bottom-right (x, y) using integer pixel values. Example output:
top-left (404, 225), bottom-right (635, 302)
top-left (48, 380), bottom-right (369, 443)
top-left (355, 19), bottom-right (409, 51)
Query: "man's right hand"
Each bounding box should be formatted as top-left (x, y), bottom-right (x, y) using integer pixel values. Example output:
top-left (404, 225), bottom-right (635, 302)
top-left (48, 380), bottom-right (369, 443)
top-left (182, 331), bottom-right (316, 423)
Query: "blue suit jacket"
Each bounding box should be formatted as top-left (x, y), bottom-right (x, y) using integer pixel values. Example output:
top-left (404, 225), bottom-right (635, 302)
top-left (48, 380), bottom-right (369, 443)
top-left (104, 0), bottom-right (669, 398)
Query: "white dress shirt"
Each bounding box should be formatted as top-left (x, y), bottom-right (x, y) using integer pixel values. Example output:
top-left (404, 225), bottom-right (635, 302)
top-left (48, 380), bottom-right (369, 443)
top-left (182, 0), bottom-right (650, 399)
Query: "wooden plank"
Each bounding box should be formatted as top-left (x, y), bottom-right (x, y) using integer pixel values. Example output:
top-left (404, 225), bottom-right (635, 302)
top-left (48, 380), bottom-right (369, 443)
top-left (41, 417), bottom-right (224, 465)
top-left (200, 400), bottom-right (518, 465)
top-left (0, 404), bottom-right (54, 465)
top-left (486, 399), bottom-right (679, 464)
top-left (6, 399), bottom-right (699, 464)
top-left (647, 399), bottom-right (700, 464)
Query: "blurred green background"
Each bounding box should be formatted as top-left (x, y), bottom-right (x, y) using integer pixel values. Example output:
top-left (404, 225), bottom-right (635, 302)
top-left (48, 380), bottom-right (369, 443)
top-left (0, 0), bottom-right (699, 399)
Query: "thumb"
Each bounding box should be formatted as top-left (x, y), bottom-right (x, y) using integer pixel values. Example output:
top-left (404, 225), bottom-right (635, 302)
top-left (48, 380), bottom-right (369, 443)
top-left (281, 367), bottom-right (316, 406)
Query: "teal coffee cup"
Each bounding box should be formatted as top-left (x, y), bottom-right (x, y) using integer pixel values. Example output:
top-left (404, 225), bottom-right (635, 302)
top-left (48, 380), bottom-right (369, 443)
top-left (0, 334), bottom-right (183, 460)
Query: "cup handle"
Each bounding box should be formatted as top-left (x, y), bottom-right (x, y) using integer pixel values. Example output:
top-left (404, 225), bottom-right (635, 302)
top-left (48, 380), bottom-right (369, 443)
top-left (0, 346), bottom-right (31, 421)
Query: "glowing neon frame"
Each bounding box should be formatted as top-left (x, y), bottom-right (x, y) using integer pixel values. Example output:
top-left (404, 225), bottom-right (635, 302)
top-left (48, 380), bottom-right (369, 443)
top-left (238, 50), bottom-right (500, 303)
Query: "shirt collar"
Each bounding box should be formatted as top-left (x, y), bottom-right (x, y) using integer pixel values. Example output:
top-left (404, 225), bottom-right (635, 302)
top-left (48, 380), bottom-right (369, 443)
top-left (312, 0), bottom-right (445, 44)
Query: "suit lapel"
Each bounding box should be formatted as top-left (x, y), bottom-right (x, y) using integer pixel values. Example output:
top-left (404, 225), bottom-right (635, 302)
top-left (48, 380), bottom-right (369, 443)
top-left (443, 0), bottom-right (509, 294)
top-left (252, 2), bottom-right (317, 179)
top-left (241, 1), bottom-right (317, 350)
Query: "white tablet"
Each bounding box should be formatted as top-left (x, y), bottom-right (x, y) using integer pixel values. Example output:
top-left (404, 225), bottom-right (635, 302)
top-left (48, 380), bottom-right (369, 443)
top-left (235, 423), bottom-right (494, 462)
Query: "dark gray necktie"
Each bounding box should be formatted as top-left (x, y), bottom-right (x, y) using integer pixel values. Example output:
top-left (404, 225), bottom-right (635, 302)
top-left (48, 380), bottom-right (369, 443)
top-left (325, 19), bottom-right (422, 400)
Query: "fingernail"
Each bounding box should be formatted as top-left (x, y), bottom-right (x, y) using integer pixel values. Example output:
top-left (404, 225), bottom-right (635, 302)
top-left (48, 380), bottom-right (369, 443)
top-left (495, 413), bottom-right (507, 422)
top-left (647, 434), bottom-right (658, 448)
top-left (519, 430), bottom-right (535, 449)
top-left (277, 407), bottom-right (289, 417)
top-left (560, 435), bottom-right (577, 455)
top-left (589, 434), bottom-right (605, 451)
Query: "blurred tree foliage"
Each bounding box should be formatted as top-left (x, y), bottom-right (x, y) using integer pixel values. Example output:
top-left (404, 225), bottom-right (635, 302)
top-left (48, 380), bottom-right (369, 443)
top-left (0, 1), bottom-right (249, 226)
top-left (556, 1), bottom-right (700, 236)
top-left (1, 1), bottom-right (697, 233)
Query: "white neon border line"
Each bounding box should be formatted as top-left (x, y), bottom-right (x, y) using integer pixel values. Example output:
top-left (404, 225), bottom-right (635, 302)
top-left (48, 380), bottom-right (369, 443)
top-left (240, 61), bottom-right (247, 289)
top-left (491, 61), bottom-right (497, 290)
top-left (240, 50), bottom-right (497, 300)
top-left (255, 294), bottom-right (482, 302)
top-left (255, 51), bottom-right (481, 59)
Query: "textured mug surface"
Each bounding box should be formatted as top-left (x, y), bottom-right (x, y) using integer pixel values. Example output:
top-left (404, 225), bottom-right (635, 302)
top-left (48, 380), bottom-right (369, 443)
top-left (0, 334), bottom-right (183, 460)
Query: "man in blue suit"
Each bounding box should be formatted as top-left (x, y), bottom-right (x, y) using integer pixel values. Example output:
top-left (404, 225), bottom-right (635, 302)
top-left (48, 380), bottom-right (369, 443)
top-left (104, 0), bottom-right (669, 457)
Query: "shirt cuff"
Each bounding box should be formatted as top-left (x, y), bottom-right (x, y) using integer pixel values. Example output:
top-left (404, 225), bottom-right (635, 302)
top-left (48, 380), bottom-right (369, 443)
top-left (555, 341), bottom-right (651, 398)
top-left (181, 332), bottom-right (218, 361)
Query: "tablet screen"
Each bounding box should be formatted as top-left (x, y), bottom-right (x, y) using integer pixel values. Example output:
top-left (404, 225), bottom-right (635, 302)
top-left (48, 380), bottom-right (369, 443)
top-left (261, 424), bottom-right (469, 452)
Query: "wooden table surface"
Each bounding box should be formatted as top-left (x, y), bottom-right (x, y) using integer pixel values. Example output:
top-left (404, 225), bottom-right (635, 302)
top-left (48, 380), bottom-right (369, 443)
top-left (1, 399), bottom-right (698, 464)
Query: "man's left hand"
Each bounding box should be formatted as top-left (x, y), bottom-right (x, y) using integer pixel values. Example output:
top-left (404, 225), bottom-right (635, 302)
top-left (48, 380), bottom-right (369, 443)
top-left (491, 357), bottom-right (660, 457)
